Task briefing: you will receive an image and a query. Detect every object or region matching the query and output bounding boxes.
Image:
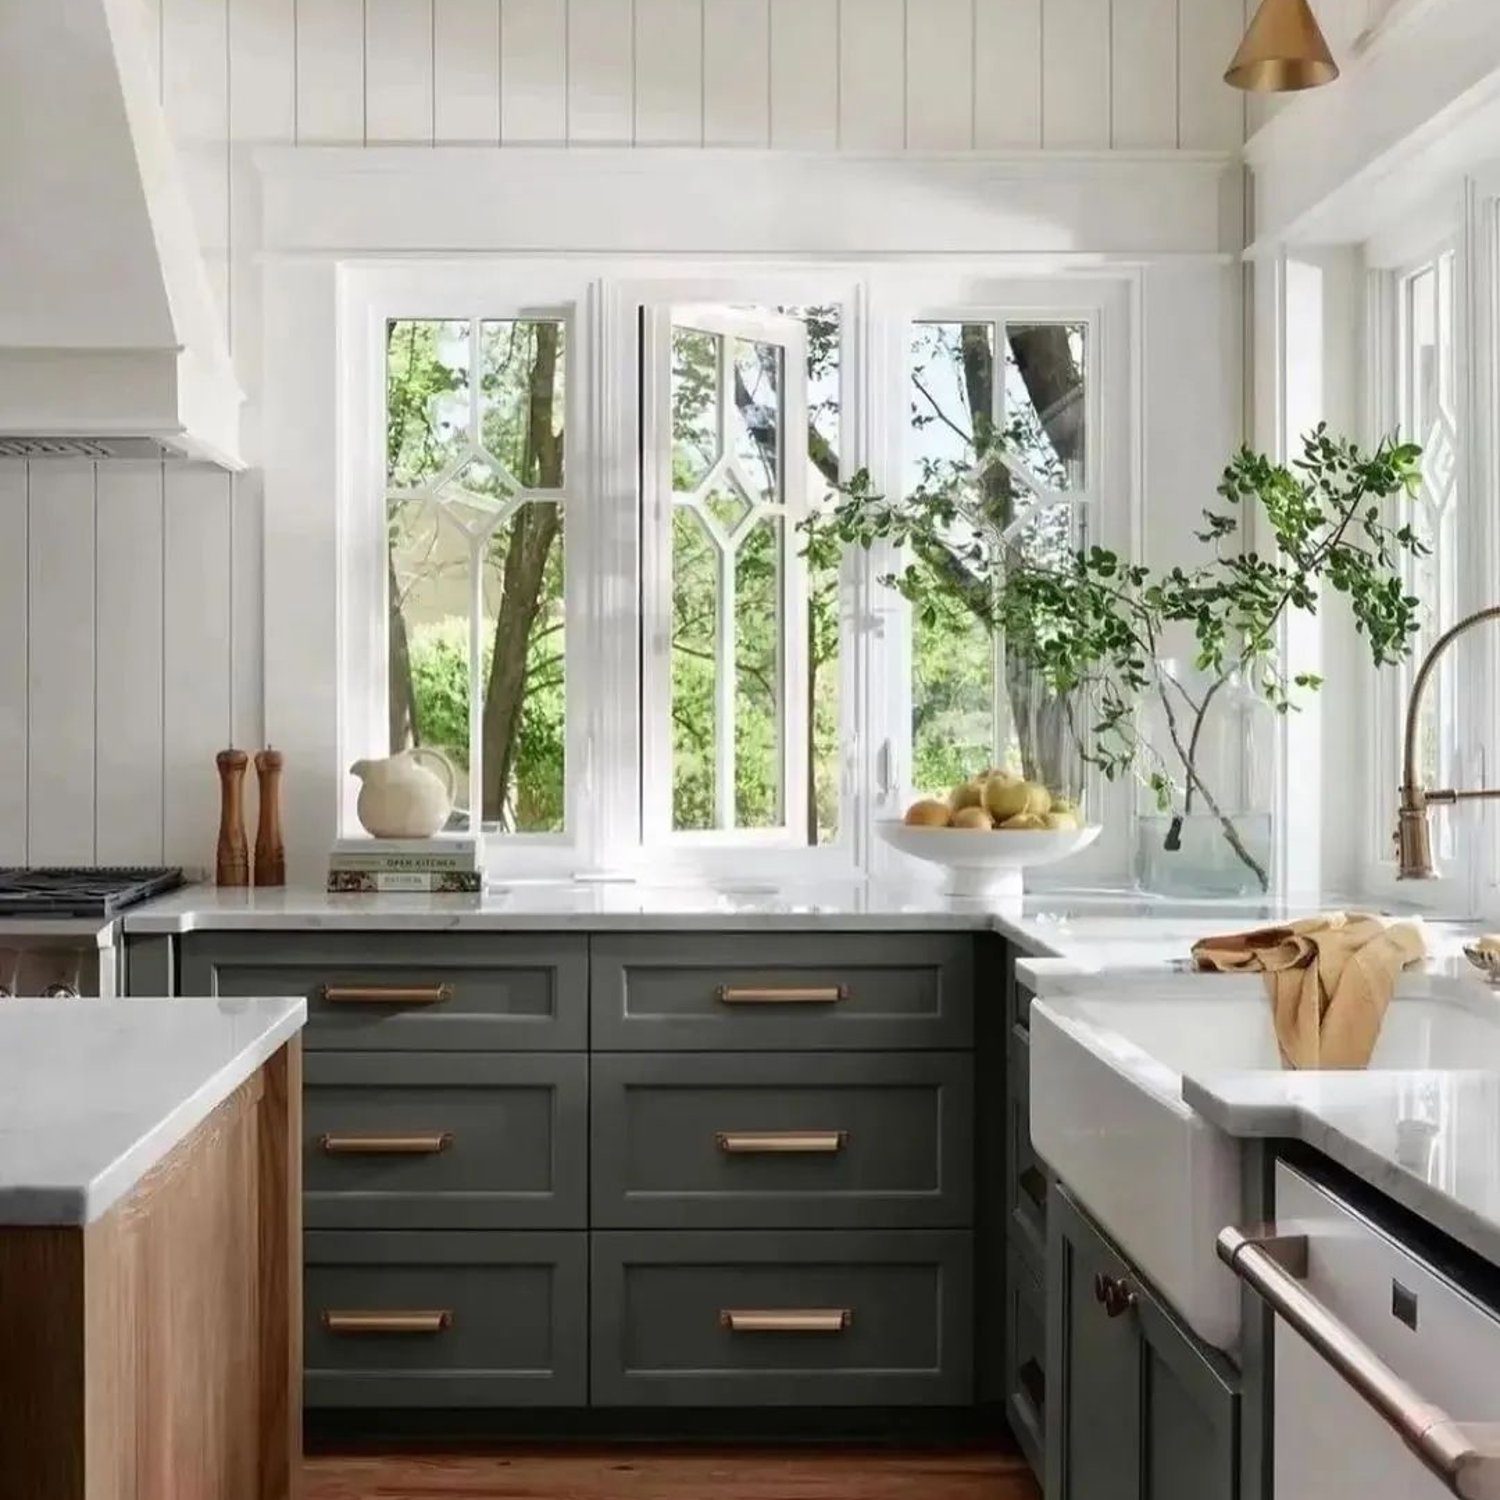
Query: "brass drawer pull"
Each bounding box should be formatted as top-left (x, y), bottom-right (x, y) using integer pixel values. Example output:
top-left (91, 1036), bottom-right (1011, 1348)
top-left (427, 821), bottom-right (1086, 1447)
top-left (716, 1130), bottom-right (848, 1154)
top-left (319, 984), bottom-right (454, 1005)
top-left (322, 1310), bottom-right (453, 1335)
top-left (1093, 1272), bottom-right (1137, 1319)
top-left (319, 1131), bottom-right (454, 1155)
top-left (715, 985), bottom-right (848, 1005)
top-left (720, 1308), bottom-right (852, 1333)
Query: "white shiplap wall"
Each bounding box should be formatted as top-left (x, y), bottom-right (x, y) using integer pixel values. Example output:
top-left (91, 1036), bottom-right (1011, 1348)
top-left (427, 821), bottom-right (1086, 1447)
top-left (1, 0), bottom-right (1252, 870)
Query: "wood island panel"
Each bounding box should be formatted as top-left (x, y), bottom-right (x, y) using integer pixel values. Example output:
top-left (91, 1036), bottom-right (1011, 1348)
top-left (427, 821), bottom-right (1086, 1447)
top-left (0, 1039), bottom-right (303, 1500)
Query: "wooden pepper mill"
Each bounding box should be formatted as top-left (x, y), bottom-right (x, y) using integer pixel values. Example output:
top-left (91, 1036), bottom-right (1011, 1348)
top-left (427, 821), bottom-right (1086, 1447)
top-left (254, 747), bottom-right (286, 887)
top-left (215, 749), bottom-right (250, 887)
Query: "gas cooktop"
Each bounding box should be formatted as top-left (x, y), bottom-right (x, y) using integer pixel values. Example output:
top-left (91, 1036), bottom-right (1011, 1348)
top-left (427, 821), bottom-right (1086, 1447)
top-left (0, 868), bottom-right (184, 919)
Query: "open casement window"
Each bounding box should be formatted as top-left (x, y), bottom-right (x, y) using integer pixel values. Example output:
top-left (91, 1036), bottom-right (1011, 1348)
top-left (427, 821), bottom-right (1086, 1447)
top-left (642, 306), bottom-right (812, 846)
top-left (384, 315), bottom-right (571, 840)
top-left (904, 317), bottom-right (1092, 802)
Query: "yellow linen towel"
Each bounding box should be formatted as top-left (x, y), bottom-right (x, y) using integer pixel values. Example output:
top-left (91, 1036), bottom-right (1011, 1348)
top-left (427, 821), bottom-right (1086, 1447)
top-left (1190, 912), bottom-right (1426, 1070)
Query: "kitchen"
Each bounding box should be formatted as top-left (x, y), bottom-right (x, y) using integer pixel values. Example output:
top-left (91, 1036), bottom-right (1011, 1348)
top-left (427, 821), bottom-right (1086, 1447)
top-left (5, 0), bottom-right (1500, 1497)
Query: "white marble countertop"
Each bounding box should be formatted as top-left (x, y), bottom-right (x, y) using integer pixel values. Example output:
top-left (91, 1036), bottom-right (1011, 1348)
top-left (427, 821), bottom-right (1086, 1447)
top-left (123, 879), bottom-right (1393, 967)
top-left (0, 996), bottom-right (306, 1226)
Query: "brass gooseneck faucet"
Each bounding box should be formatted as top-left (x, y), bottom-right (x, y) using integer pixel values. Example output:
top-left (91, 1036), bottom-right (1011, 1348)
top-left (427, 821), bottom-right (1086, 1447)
top-left (1397, 605), bottom-right (1500, 878)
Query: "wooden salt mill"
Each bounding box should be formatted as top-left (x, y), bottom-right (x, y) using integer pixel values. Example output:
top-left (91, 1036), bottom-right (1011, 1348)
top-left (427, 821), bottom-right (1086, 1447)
top-left (215, 749), bottom-right (250, 887)
top-left (254, 747), bottom-right (286, 887)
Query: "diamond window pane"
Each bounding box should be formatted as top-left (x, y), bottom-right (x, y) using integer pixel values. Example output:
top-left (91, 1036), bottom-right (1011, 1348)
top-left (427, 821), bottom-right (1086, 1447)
top-left (386, 311), bottom-right (569, 840)
top-left (734, 516), bottom-right (783, 828)
top-left (478, 320), bottom-right (566, 490)
top-left (672, 328), bottom-right (721, 493)
top-left (1005, 322), bottom-right (1086, 491)
top-left (386, 319), bottom-right (469, 488)
top-left (671, 505), bottom-right (719, 831)
top-left (702, 480), bottom-right (753, 536)
top-left (733, 338), bottom-right (781, 506)
top-left (479, 502), bottom-right (566, 832)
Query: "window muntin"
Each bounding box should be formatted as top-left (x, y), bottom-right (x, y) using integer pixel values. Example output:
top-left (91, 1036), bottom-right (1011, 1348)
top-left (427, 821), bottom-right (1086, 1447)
top-left (385, 316), bottom-right (569, 835)
top-left (905, 318), bottom-right (1090, 795)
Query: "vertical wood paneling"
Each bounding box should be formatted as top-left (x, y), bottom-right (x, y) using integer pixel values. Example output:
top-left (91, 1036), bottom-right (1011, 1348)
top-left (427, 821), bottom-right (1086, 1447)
top-left (231, 475), bottom-right (265, 753)
top-left (435, 0), bottom-right (502, 142)
top-left (0, 466), bottom-right (27, 863)
top-left (566, 0), bottom-right (633, 143)
top-left (94, 465), bottom-right (165, 865)
top-left (974, 0), bottom-right (1041, 147)
top-left (704, 0), bottom-right (769, 146)
top-left (634, 0), bottom-right (703, 145)
top-left (1112, 0), bottom-right (1177, 147)
top-left (1042, 0), bottom-right (1109, 147)
top-left (839, 0), bottom-right (905, 149)
top-left (365, 0), bottom-right (435, 142)
top-left (296, 0), bottom-right (366, 143)
top-left (163, 469), bottom-right (233, 872)
top-left (501, 0), bottom-right (568, 143)
top-left (907, 0), bottom-right (973, 150)
top-left (1182, 0), bottom-right (1247, 149)
top-left (768, 0), bottom-right (837, 148)
top-left (162, 0), bottom-right (230, 340)
top-left (27, 464), bottom-right (96, 866)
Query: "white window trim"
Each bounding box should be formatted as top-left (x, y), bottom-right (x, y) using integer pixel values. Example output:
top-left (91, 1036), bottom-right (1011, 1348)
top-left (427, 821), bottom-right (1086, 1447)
top-left (341, 259), bottom-right (1139, 885)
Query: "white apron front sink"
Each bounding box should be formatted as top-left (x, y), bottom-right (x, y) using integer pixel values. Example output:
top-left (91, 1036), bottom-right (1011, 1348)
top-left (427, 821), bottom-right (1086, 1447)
top-left (1027, 967), bottom-right (1500, 1353)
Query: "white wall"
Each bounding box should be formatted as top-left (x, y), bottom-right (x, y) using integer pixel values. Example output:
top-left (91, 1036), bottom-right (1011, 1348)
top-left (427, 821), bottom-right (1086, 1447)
top-left (0, 0), bottom-right (1250, 873)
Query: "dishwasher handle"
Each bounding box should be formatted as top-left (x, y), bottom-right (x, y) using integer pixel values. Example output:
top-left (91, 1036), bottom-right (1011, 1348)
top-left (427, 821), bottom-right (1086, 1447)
top-left (1218, 1224), bottom-right (1500, 1500)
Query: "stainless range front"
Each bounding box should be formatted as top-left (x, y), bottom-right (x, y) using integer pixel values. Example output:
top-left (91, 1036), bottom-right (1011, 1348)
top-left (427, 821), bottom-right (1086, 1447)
top-left (0, 867), bottom-right (183, 998)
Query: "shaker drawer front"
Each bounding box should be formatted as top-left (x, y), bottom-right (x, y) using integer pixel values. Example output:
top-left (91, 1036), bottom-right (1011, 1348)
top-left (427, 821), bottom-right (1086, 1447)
top-left (590, 934), bottom-right (973, 1050)
top-left (304, 1053), bottom-right (587, 1229)
top-left (590, 1230), bottom-right (972, 1406)
top-left (304, 1232), bottom-right (587, 1407)
top-left (591, 1053), bottom-right (973, 1229)
top-left (1006, 1028), bottom-right (1046, 1267)
top-left (1004, 1246), bottom-right (1046, 1478)
top-left (181, 934), bottom-right (587, 1049)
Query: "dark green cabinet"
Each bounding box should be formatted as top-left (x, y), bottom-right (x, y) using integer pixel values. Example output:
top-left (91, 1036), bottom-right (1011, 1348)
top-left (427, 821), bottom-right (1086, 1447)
top-left (1046, 1183), bottom-right (1239, 1500)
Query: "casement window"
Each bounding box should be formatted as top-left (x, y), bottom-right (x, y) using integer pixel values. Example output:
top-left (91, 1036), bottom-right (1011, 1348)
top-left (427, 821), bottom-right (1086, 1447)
top-left (350, 265), bottom-right (1123, 878)
top-left (1367, 244), bottom-right (1468, 889)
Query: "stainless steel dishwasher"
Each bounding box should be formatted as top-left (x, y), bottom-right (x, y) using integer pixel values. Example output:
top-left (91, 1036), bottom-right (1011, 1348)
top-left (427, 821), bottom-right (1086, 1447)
top-left (1221, 1160), bottom-right (1500, 1500)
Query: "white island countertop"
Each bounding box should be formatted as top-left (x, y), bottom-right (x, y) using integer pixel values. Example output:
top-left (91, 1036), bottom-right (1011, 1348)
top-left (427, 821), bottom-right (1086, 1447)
top-left (0, 996), bottom-right (306, 1226)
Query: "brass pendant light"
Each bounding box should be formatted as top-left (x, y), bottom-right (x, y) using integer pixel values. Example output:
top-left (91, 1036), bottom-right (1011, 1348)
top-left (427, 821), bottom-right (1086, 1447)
top-left (1224, 0), bottom-right (1339, 92)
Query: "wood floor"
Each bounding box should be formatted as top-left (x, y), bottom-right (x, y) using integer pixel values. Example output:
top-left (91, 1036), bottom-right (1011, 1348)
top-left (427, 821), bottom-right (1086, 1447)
top-left (304, 1445), bottom-right (1041, 1500)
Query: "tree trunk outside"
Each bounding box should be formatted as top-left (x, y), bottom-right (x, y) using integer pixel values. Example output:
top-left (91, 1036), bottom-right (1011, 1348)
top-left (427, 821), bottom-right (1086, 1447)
top-left (480, 323), bottom-right (564, 825)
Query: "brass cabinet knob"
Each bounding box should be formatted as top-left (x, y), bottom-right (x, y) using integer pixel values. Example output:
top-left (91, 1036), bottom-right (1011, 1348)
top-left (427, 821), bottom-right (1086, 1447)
top-left (1093, 1272), bottom-right (1137, 1319)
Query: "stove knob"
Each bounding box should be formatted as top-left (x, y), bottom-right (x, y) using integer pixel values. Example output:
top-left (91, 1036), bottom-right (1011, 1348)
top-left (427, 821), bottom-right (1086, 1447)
top-left (41, 983), bottom-right (79, 999)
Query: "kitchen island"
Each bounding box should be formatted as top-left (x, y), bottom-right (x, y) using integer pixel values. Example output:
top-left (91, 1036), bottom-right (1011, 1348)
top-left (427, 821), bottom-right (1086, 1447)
top-left (0, 995), bottom-right (307, 1500)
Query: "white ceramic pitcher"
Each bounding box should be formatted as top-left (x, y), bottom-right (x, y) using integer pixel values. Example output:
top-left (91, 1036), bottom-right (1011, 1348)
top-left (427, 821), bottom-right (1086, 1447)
top-left (349, 748), bottom-right (457, 839)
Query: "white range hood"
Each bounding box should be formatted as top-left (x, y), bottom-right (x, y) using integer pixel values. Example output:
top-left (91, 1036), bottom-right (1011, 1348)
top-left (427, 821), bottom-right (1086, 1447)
top-left (0, 0), bottom-right (243, 468)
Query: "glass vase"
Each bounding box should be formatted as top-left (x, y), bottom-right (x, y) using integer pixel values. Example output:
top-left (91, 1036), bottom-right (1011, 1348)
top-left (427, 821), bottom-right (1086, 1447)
top-left (1135, 662), bottom-right (1274, 897)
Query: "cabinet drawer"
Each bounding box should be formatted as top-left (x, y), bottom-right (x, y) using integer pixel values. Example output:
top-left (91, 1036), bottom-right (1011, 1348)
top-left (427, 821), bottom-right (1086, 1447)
top-left (591, 1052), bottom-right (973, 1229)
top-left (304, 1053), bottom-right (587, 1229)
top-left (304, 1231), bottom-right (586, 1407)
top-left (590, 1230), bottom-right (972, 1406)
top-left (1005, 1246), bottom-right (1045, 1479)
top-left (181, 934), bottom-right (587, 1050)
top-left (590, 934), bottom-right (973, 1051)
top-left (1007, 1027), bottom-right (1046, 1266)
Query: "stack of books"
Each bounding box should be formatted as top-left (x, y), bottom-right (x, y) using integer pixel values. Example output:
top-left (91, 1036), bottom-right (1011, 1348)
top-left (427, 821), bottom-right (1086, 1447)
top-left (326, 836), bottom-right (482, 893)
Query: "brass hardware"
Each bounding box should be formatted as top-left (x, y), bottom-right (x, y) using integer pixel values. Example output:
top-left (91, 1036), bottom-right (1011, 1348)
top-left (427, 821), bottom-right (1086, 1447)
top-left (719, 1308), bottom-right (852, 1333)
top-left (1092, 1272), bottom-right (1138, 1319)
top-left (715, 984), bottom-right (848, 1005)
top-left (319, 983), bottom-right (454, 1005)
top-left (715, 1130), bottom-right (847, 1154)
top-left (319, 1131), bottom-right (453, 1155)
top-left (1219, 1223), bottom-right (1500, 1498)
top-left (1397, 605), bottom-right (1500, 879)
top-left (321, 1310), bottom-right (453, 1334)
top-left (1224, 0), bottom-right (1339, 93)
